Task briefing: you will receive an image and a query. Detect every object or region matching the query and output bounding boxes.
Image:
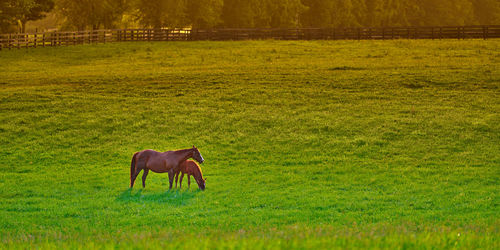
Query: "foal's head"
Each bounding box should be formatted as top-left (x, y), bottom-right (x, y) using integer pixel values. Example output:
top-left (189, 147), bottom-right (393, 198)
top-left (189, 160), bottom-right (206, 191)
top-left (196, 176), bottom-right (206, 191)
top-left (191, 145), bottom-right (204, 164)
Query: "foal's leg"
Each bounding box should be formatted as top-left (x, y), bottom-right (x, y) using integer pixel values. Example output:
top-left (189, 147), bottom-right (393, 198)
top-left (187, 175), bottom-right (191, 189)
top-left (179, 173), bottom-right (184, 189)
top-left (142, 169), bottom-right (149, 188)
top-left (175, 172), bottom-right (179, 189)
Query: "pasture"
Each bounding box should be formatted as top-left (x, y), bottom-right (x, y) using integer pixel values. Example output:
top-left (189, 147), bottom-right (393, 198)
top-left (0, 39), bottom-right (499, 249)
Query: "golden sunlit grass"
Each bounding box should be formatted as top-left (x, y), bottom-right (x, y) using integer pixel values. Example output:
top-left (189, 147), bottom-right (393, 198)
top-left (0, 40), bottom-right (499, 249)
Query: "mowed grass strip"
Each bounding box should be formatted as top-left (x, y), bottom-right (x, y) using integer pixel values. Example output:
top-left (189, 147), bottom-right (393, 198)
top-left (0, 40), bottom-right (499, 248)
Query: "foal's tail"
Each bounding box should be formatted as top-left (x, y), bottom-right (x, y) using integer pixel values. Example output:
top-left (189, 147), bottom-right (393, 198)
top-left (130, 152), bottom-right (138, 188)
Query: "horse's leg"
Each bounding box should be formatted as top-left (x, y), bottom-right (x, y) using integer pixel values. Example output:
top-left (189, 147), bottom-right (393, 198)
top-left (175, 172), bottom-right (179, 189)
top-left (168, 170), bottom-right (175, 190)
top-left (131, 161), bottom-right (144, 188)
top-left (142, 169), bottom-right (149, 188)
top-left (179, 173), bottom-right (184, 189)
top-left (130, 153), bottom-right (137, 188)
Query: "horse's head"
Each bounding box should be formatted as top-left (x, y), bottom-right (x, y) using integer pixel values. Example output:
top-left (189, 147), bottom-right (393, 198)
top-left (191, 145), bottom-right (204, 164)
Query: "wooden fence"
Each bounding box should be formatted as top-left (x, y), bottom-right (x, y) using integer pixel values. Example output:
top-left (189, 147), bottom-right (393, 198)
top-left (0, 29), bottom-right (190, 50)
top-left (1, 26), bottom-right (499, 50)
top-left (191, 26), bottom-right (500, 40)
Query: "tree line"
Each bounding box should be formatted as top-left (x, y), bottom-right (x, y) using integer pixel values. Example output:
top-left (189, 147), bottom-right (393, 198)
top-left (1, 0), bottom-right (499, 33)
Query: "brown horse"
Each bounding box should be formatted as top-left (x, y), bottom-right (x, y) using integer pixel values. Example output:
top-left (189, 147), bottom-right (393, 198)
top-left (130, 146), bottom-right (204, 189)
top-left (175, 160), bottom-right (206, 190)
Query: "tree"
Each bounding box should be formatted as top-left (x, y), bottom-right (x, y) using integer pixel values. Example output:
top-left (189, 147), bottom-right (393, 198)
top-left (416, 0), bottom-right (475, 26)
top-left (364, 0), bottom-right (384, 26)
top-left (134, 0), bottom-right (187, 29)
top-left (21, 0), bottom-right (54, 32)
top-left (268, 0), bottom-right (306, 28)
top-left (0, 0), bottom-right (54, 33)
top-left (471, 0), bottom-right (500, 24)
top-left (186, 0), bottom-right (223, 28)
top-left (330, 0), bottom-right (361, 27)
top-left (220, 0), bottom-right (256, 28)
top-left (56, 0), bottom-right (129, 30)
top-left (0, 0), bottom-right (16, 33)
top-left (220, 0), bottom-right (305, 28)
top-left (301, 0), bottom-right (335, 27)
top-left (301, 0), bottom-right (365, 28)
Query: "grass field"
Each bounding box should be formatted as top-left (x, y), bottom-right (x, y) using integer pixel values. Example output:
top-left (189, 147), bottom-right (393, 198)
top-left (0, 39), bottom-right (499, 249)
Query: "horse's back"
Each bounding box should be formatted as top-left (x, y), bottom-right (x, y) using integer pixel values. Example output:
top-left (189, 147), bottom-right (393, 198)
top-left (136, 149), bottom-right (160, 159)
top-left (181, 160), bottom-right (200, 175)
top-left (135, 150), bottom-right (160, 165)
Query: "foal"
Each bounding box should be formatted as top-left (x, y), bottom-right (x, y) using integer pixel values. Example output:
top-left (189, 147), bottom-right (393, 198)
top-left (175, 160), bottom-right (206, 190)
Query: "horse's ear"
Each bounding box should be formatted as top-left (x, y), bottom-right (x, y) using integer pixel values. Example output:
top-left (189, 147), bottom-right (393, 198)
top-left (192, 145), bottom-right (195, 148)
top-left (204, 177), bottom-right (207, 181)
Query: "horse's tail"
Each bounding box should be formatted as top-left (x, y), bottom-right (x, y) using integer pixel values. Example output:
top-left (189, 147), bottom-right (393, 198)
top-left (130, 152), bottom-right (138, 188)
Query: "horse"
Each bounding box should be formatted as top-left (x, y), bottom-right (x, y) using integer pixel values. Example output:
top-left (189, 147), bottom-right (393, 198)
top-left (130, 146), bottom-right (204, 190)
top-left (175, 160), bottom-right (206, 190)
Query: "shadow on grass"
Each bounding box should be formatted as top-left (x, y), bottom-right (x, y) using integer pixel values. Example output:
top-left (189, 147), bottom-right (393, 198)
top-left (116, 188), bottom-right (197, 206)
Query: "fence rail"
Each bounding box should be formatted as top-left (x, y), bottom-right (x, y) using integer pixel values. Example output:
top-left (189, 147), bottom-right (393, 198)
top-left (1, 26), bottom-right (499, 50)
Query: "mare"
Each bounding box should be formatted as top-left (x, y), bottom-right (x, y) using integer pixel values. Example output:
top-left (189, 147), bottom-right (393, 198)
top-left (175, 160), bottom-right (206, 190)
top-left (130, 146), bottom-right (204, 189)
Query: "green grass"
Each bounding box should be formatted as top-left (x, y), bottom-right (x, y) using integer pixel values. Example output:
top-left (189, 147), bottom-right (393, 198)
top-left (0, 39), bottom-right (499, 249)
